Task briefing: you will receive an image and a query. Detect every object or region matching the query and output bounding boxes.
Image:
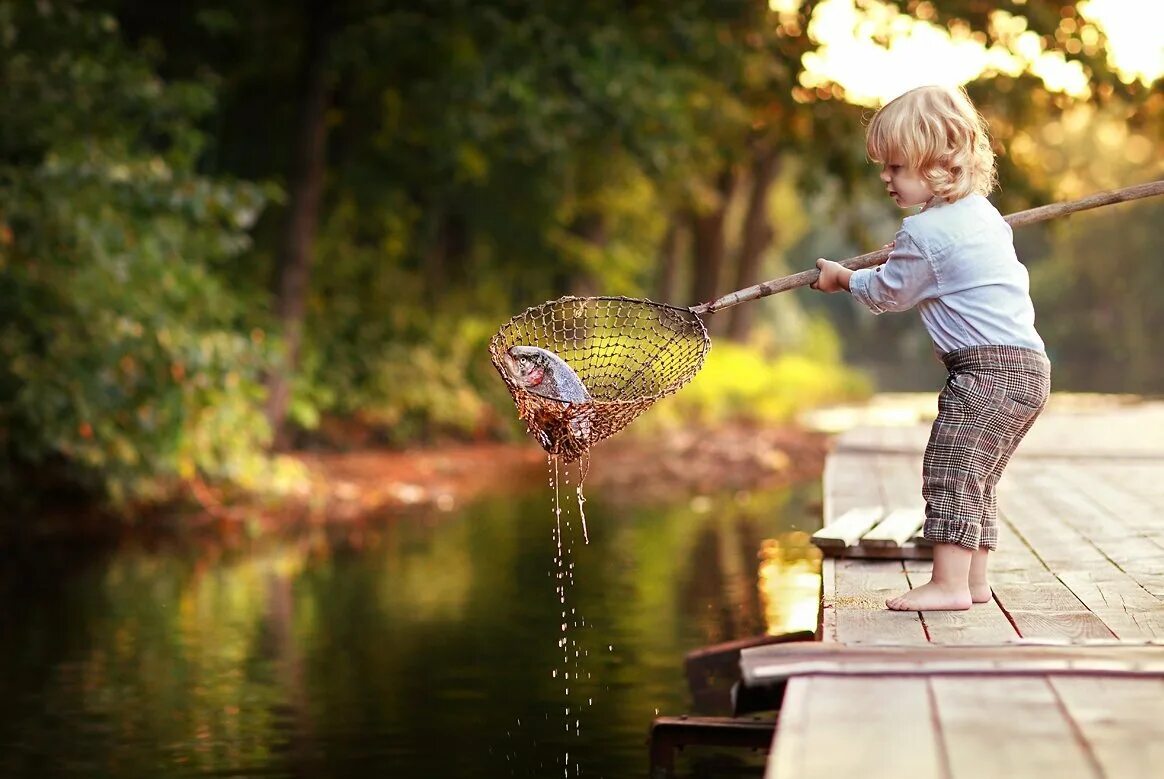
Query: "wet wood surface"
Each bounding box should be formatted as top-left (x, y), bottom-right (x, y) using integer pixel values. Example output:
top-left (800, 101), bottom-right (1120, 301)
top-left (764, 397), bottom-right (1164, 779)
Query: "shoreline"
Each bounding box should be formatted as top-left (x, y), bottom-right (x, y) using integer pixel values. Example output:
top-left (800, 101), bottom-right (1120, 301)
top-left (1, 423), bottom-right (831, 544)
top-left (296, 422), bottom-right (831, 520)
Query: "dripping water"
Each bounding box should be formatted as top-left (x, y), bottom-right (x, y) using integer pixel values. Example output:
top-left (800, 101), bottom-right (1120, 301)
top-left (545, 454), bottom-right (598, 777)
top-left (575, 451), bottom-right (590, 545)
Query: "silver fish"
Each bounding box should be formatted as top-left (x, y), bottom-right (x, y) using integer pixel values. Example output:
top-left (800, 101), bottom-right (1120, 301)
top-left (502, 346), bottom-right (591, 404)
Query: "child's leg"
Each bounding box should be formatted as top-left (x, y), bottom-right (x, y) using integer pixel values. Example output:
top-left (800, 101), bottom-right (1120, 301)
top-left (975, 400), bottom-right (1043, 602)
top-left (886, 542), bottom-right (973, 611)
top-left (890, 364), bottom-right (996, 611)
top-left (969, 547), bottom-right (991, 603)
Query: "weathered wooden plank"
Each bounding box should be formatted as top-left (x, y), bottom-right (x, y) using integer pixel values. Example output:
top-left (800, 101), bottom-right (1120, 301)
top-left (1003, 610), bottom-right (1117, 641)
top-left (1054, 571), bottom-right (1162, 610)
top-left (876, 453), bottom-right (925, 512)
top-left (833, 560), bottom-right (928, 645)
top-left (820, 542), bottom-right (934, 561)
top-left (811, 506), bottom-right (883, 549)
top-left (998, 468), bottom-right (1115, 572)
top-left (992, 507), bottom-right (1057, 577)
top-left (1091, 462), bottom-right (1164, 525)
top-left (823, 452), bottom-right (882, 524)
top-left (932, 677), bottom-right (1098, 779)
top-left (1054, 461), bottom-right (1164, 546)
top-left (862, 507), bottom-right (926, 548)
top-left (765, 677), bottom-right (942, 779)
top-left (1050, 572), bottom-right (1164, 640)
top-left (992, 583), bottom-right (1088, 611)
top-left (996, 461), bottom-right (1131, 577)
top-left (819, 557), bottom-right (837, 643)
top-left (1087, 610), bottom-right (1164, 641)
top-left (742, 643), bottom-right (1164, 686)
top-left (904, 567), bottom-right (1018, 644)
top-left (1050, 676), bottom-right (1164, 778)
top-left (833, 559), bottom-right (912, 597)
top-left (1033, 463), bottom-right (1164, 571)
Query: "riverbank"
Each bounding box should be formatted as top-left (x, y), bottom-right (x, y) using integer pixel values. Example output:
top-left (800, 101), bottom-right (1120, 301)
top-left (1, 423), bottom-right (829, 541)
top-left (296, 423), bottom-right (830, 521)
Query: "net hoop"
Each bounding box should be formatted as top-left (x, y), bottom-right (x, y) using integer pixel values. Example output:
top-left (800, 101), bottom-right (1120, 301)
top-left (489, 295), bottom-right (710, 460)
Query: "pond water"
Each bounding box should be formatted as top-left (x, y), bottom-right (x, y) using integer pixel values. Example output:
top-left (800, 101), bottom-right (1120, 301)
top-left (0, 472), bottom-right (822, 779)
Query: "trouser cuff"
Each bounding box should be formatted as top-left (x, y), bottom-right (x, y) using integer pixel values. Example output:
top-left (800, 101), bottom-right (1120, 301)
top-left (923, 517), bottom-right (982, 551)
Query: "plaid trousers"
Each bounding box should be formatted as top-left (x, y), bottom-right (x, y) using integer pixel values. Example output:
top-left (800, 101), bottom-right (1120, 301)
top-left (922, 345), bottom-right (1051, 551)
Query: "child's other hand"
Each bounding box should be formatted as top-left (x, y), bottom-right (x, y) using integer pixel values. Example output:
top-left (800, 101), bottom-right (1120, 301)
top-left (811, 258), bottom-right (852, 293)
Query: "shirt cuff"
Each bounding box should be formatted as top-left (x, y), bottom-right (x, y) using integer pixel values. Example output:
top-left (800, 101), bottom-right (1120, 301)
top-left (849, 268), bottom-right (887, 314)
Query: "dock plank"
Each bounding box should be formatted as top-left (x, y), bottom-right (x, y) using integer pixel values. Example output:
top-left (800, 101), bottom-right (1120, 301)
top-left (813, 449), bottom-right (933, 559)
top-left (832, 560), bottom-right (927, 645)
top-left (811, 507), bottom-right (883, 549)
top-left (823, 452), bottom-right (882, 523)
top-left (876, 453), bottom-right (924, 511)
top-left (1050, 676), bottom-right (1164, 777)
top-left (1002, 610), bottom-right (1116, 641)
top-left (996, 465), bottom-right (1161, 640)
top-left (741, 643), bottom-right (1164, 685)
top-left (765, 677), bottom-right (942, 779)
top-left (909, 590), bottom-right (1018, 645)
top-left (862, 507), bottom-right (926, 548)
top-left (818, 558), bottom-right (837, 643)
top-left (1035, 463), bottom-right (1164, 574)
top-left (932, 677), bottom-right (1097, 779)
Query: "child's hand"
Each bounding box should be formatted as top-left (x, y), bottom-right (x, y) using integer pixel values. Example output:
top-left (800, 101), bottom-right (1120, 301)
top-left (811, 258), bottom-right (852, 293)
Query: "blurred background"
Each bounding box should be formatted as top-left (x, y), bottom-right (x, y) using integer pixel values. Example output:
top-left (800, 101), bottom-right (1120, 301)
top-left (0, 1), bottom-right (1161, 777)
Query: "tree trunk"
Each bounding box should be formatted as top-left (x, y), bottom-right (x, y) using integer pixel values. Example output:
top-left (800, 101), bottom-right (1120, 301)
top-left (423, 211), bottom-right (468, 302)
top-left (689, 169), bottom-right (736, 318)
top-left (726, 151), bottom-right (781, 341)
top-left (266, 0), bottom-right (333, 449)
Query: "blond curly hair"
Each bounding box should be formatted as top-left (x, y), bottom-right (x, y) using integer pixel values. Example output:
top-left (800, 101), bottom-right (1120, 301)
top-left (865, 85), bottom-right (997, 202)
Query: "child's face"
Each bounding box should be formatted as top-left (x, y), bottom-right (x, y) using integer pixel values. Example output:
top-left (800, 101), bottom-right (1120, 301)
top-left (879, 161), bottom-right (934, 208)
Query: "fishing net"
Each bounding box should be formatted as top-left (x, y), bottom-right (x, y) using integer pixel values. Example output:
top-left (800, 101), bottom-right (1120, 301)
top-left (489, 296), bottom-right (710, 461)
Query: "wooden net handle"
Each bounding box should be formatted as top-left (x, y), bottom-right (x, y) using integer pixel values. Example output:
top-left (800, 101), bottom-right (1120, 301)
top-left (692, 179), bottom-right (1164, 316)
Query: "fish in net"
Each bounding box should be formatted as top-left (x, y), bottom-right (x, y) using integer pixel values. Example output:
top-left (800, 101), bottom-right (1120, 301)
top-left (489, 296), bottom-right (710, 461)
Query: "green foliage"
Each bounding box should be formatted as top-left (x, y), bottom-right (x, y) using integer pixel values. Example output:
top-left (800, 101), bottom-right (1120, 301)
top-left (0, 1), bottom-right (291, 506)
top-left (641, 322), bottom-right (871, 431)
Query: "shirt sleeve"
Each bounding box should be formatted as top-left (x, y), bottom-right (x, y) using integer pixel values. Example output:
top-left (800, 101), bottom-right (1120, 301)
top-left (848, 231), bottom-right (939, 314)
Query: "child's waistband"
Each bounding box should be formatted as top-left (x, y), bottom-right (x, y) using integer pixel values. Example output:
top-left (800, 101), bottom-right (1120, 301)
top-left (941, 345), bottom-right (1050, 374)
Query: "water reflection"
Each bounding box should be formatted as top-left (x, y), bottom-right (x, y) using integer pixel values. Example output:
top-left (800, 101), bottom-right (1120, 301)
top-left (0, 477), bottom-right (821, 779)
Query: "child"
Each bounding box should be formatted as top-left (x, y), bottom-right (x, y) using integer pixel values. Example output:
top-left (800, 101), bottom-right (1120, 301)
top-left (812, 84), bottom-right (1050, 612)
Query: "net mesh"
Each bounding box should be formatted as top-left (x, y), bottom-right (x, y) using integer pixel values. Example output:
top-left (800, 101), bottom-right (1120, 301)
top-left (489, 296), bottom-right (710, 461)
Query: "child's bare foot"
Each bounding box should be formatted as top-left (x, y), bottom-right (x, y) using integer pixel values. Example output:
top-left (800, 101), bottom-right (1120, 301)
top-left (969, 582), bottom-right (993, 603)
top-left (886, 581), bottom-right (972, 611)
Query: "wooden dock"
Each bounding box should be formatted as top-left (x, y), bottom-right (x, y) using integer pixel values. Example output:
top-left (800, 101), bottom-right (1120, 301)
top-left (745, 395), bottom-right (1164, 779)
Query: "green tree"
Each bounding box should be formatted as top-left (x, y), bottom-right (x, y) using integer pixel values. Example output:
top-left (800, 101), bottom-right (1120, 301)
top-left (0, 1), bottom-right (279, 508)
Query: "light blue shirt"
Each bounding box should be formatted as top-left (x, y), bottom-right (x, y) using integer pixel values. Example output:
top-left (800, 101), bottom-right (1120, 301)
top-left (849, 194), bottom-right (1045, 355)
